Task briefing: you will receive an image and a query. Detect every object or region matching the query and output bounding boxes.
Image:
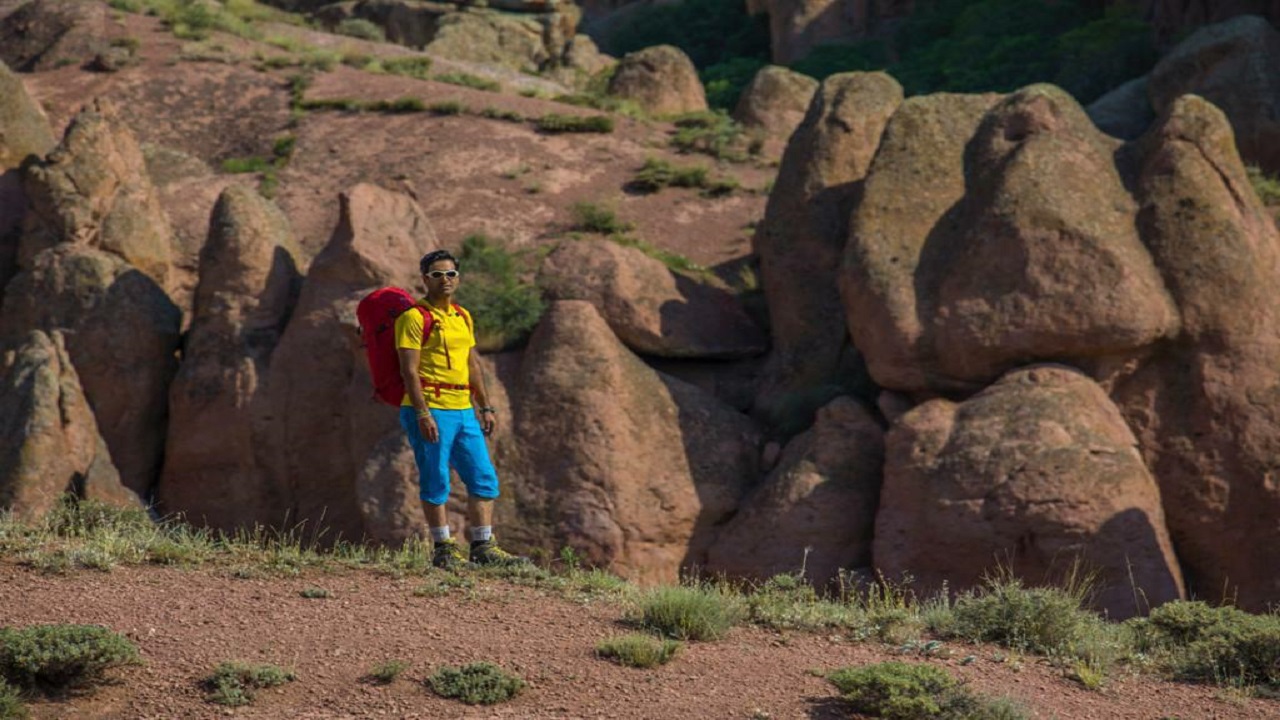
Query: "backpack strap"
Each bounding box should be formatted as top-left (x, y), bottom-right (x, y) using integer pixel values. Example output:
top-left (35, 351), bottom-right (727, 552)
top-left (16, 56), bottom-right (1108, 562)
top-left (452, 303), bottom-right (473, 339)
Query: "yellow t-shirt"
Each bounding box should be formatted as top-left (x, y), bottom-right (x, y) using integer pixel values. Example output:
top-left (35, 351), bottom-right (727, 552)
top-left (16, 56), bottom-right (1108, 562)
top-left (394, 300), bottom-right (475, 410)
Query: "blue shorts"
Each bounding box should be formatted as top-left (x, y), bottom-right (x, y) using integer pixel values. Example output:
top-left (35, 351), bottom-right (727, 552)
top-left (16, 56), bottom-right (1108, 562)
top-left (399, 406), bottom-right (500, 505)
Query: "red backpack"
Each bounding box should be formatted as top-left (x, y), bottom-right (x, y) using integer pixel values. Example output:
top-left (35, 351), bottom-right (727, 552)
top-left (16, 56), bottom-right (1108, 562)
top-left (356, 287), bottom-right (468, 406)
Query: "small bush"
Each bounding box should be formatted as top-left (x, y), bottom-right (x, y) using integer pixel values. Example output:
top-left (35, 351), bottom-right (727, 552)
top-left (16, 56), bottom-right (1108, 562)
top-left (1129, 601), bottom-right (1280, 688)
top-left (368, 97), bottom-right (427, 113)
top-left (453, 234), bottom-right (546, 350)
top-left (1248, 165), bottom-right (1280, 206)
top-left (637, 584), bottom-right (745, 641)
top-left (428, 101), bottom-right (466, 116)
top-left (427, 662), bottom-right (524, 705)
top-left (300, 97), bottom-right (362, 112)
top-left (335, 18), bottom-right (384, 42)
top-left (382, 56), bottom-right (433, 79)
top-left (630, 157), bottom-right (708, 193)
top-left (571, 202), bottom-right (633, 235)
top-left (0, 625), bottom-right (140, 694)
top-left (945, 575), bottom-right (1111, 659)
top-left (670, 110), bottom-right (748, 161)
top-left (0, 681), bottom-right (26, 719)
top-left (366, 659), bottom-right (408, 685)
top-left (434, 72), bottom-right (501, 92)
top-left (596, 634), bottom-right (681, 668)
top-left (299, 586), bottom-right (330, 599)
top-left (828, 662), bottom-right (1028, 720)
top-left (221, 156), bottom-right (272, 174)
top-left (480, 106), bottom-right (525, 122)
top-left (535, 114), bottom-right (614, 134)
top-left (203, 662), bottom-right (295, 706)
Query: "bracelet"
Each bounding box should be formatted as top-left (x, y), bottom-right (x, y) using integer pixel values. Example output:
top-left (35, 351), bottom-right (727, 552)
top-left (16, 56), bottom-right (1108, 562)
top-left (479, 407), bottom-right (496, 415)
top-left (416, 410), bottom-right (432, 418)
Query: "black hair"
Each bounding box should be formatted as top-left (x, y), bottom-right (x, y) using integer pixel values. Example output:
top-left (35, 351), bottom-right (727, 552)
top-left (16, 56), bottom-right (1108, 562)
top-left (419, 249), bottom-right (459, 274)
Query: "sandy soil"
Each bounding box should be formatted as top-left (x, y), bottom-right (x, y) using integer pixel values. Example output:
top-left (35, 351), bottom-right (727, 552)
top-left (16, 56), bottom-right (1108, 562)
top-left (1, 562), bottom-right (1276, 719)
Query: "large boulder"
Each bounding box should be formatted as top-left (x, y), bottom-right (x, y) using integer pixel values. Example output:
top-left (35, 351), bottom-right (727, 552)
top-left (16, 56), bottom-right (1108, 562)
top-left (0, 245), bottom-right (181, 497)
top-left (607, 45), bottom-right (707, 116)
top-left (20, 98), bottom-right (174, 292)
top-left (1087, 76), bottom-right (1155, 141)
top-left (0, 0), bottom-right (107, 72)
top-left (840, 91), bottom-right (1000, 393)
top-left (265, 183), bottom-right (438, 543)
top-left (157, 186), bottom-right (302, 532)
top-left (931, 86), bottom-right (1179, 383)
top-left (876, 365), bottom-right (1185, 619)
top-left (1113, 95), bottom-right (1280, 610)
top-left (509, 300), bottom-right (761, 583)
top-left (733, 65), bottom-right (819, 155)
top-left (706, 396), bottom-right (884, 586)
top-left (538, 238), bottom-right (766, 359)
top-left (0, 60), bottom-right (55, 170)
top-left (1148, 15), bottom-right (1280, 173)
top-left (0, 330), bottom-right (138, 520)
top-left (753, 72), bottom-right (901, 416)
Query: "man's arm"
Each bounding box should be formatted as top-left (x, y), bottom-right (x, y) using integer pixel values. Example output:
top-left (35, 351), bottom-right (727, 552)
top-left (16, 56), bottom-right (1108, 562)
top-left (468, 351), bottom-right (496, 436)
top-left (398, 318), bottom-right (438, 443)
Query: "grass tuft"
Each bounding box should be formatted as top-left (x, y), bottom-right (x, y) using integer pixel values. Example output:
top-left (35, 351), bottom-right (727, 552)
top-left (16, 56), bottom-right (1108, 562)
top-left (0, 680), bottom-right (24, 719)
top-left (828, 662), bottom-right (1028, 719)
top-left (630, 157), bottom-right (739, 197)
top-left (0, 625), bottom-right (139, 695)
top-left (428, 101), bottom-right (466, 116)
top-left (366, 659), bottom-right (408, 685)
top-left (571, 202), bottom-right (633, 235)
top-left (203, 662), bottom-right (295, 706)
top-left (1128, 600), bottom-right (1280, 689)
top-left (434, 72), bottom-right (501, 92)
top-left (381, 56), bottom-right (433, 79)
top-left (596, 634), bottom-right (681, 668)
top-left (299, 586), bottom-right (331, 599)
top-left (535, 114), bottom-right (614, 134)
top-left (637, 584), bottom-right (745, 641)
top-left (427, 662), bottom-right (524, 705)
top-left (335, 18), bottom-right (384, 42)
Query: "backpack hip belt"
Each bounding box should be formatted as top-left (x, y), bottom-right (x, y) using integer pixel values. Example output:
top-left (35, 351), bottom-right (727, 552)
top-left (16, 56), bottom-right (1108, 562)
top-left (422, 380), bottom-right (470, 398)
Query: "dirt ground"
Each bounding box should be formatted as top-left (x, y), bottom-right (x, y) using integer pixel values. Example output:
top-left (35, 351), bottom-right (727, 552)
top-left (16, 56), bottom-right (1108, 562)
top-left (1, 562), bottom-right (1276, 719)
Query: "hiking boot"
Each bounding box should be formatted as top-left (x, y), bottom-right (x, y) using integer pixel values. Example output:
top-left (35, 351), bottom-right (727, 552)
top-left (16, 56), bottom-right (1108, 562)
top-left (469, 538), bottom-right (530, 567)
top-left (432, 538), bottom-right (468, 570)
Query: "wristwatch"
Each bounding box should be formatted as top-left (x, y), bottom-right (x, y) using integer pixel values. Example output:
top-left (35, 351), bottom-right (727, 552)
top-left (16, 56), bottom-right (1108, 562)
top-left (479, 407), bottom-right (496, 415)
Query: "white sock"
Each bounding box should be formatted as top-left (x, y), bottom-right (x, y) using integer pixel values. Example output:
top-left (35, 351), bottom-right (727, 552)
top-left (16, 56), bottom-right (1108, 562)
top-left (430, 526), bottom-right (451, 542)
top-left (470, 526), bottom-right (493, 543)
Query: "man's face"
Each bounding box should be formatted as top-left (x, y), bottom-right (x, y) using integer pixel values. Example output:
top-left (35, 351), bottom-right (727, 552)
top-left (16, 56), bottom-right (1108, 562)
top-left (423, 259), bottom-right (459, 297)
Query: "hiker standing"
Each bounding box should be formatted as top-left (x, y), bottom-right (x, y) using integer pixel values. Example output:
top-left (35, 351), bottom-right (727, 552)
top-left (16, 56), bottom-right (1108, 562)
top-left (395, 249), bottom-right (525, 569)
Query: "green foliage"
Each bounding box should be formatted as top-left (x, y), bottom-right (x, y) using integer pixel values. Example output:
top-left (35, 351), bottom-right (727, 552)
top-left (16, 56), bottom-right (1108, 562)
top-left (596, 634), bottom-right (681, 668)
top-left (701, 56), bottom-right (769, 110)
top-left (637, 584), bottom-right (745, 641)
top-left (828, 662), bottom-right (1028, 720)
top-left (0, 625), bottom-right (140, 694)
top-left (427, 662), bottom-right (524, 705)
top-left (605, 0), bottom-right (770, 79)
top-left (299, 586), bottom-right (330, 599)
top-left (0, 680), bottom-right (24, 720)
top-left (572, 202), bottom-right (633, 235)
top-left (381, 56), bottom-right (433, 79)
top-left (434, 72), bottom-right (501, 92)
top-left (366, 659), bottom-right (408, 684)
top-left (630, 157), bottom-right (709, 193)
top-left (222, 156), bottom-right (272, 174)
top-left (335, 18), bottom-right (384, 42)
top-left (671, 111), bottom-right (749, 161)
top-left (453, 234), bottom-right (546, 350)
top-left (429, 101), bottom-right (466, 116)
top-left (535, 114), bottom-right (614, 134)
top-left (203, 662), bottom-right (295, 706)
top-left (480, 107), bottom-right (524, 122)
top-left (790, 0), bottom-right (1157, 104)
top-left (605, 235), bottom-right (706, 275)
top-left (746, 574), bottom-right (867, 632)
top-left (1129, 601), bottom-right (1280, 688)
top-left (1247, 165), bottom-right (1280, 205)
top-left (367, 97), bottom-right (427, 113)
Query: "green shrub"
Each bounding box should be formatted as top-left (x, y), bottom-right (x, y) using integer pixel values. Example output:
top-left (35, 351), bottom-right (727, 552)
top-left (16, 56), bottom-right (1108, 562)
top-left (637, 584), bottom-right (745, 641)
top-left (382, 56), bottom-right (433, 79)
top-left (1248, 165), bottom-right (1280, 206)
top-left (535, 114), bottom-right (614, 134)
top-left (480, 106), bottom-right (524, 122)
top-left (428, 101), bottom-right (466, 116)
top-left (453, 234), bottom-right (546, 350)
top-left (630, 157), bottom-right (709, 193)
top-left (670, 111), bottom-right (748, 161)
top-left (366, 659), bottom-right (408, 684)
top-left (335, 18), bottom-right (384, 42)
top-left (828, 662), bottom-right (1028, 720)
top-left (221, 156), bottom-right (272, 174)
top-left (203, 662), bottom-right (295, 706)
top-left (434, 72), bottom-right (501, 92)
top-left (1129, 601), bottom-right (1280, 688)
top-left (596, 634), bottom-right (681, 668)
top-left (367, 97), bottom-right (427, 113)
top-left (427, 662), bottom-right (524, 705)
top-left (701, 56), bottom-right (769, 110)
top-left (746, 574), bottom-right (867, 632)
top-left (299, 586), bottom-right (330, 599)
top-left (300, 97), bottom-right (362, 112)
top-left (571, 202), bottom-right (633, 235)
top-left (0, 625), bottom-right (140, 694)
top-left (0, 681), bottom-right (24, 720)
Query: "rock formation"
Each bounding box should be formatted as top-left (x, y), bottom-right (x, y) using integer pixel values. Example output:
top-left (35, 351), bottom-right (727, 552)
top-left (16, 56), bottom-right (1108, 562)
top-left (607, 45), bottom-right (707, 116)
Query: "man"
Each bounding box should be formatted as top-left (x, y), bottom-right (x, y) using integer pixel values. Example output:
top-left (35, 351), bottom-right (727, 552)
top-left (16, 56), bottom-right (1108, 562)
top-left (396, 248), bottom-right (525, 569)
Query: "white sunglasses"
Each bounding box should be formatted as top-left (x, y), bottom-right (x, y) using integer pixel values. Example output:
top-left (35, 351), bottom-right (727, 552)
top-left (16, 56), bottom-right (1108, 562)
top-left (424, 270), bottom-right (460, 279)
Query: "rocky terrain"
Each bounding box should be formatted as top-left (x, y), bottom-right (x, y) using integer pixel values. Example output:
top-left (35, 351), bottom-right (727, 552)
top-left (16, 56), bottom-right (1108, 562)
top-left (3, 0), bottom-right (1280, 634)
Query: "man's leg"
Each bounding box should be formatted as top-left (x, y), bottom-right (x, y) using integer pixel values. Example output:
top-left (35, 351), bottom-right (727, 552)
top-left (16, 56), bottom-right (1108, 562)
top-left (452, 411), bottom-right (524, 565)
top-left (402, 407), bottom-right (465, 568)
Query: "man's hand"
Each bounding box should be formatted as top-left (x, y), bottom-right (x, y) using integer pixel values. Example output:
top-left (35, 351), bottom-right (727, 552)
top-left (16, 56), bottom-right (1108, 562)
top-left (417, 412), bottom-right (439, 443)
top-left (479, 408), bottom-right (496, 437)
